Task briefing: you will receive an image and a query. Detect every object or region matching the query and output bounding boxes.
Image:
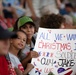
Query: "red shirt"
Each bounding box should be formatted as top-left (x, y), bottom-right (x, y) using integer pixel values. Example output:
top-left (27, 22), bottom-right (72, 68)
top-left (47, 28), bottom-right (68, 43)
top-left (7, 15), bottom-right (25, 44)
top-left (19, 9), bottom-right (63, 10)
top-left (0, 56), bottom-right (9, 75)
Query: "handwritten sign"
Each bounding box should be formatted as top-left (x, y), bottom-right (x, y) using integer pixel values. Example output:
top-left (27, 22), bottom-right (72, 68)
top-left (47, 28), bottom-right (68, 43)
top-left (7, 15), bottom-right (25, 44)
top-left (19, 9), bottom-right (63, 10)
top-left (29, 28), bottom-right (76, 75)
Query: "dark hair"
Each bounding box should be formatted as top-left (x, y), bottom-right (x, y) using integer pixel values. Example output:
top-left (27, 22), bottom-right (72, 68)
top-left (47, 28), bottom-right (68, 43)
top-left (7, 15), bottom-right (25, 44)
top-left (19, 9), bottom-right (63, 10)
top-left (11, 30), bottom-right (27, 39)
top-left (40, 14), bottom-right (65, 29)
top-left (65, 3), bottom-right (73, 9)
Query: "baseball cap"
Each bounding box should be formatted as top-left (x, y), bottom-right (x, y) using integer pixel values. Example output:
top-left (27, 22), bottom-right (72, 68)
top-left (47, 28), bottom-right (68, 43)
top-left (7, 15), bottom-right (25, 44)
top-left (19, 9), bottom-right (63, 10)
top-left (18, 16), bottom-right (35, 28)
top-left (0, 25), bottom-right (16, 39)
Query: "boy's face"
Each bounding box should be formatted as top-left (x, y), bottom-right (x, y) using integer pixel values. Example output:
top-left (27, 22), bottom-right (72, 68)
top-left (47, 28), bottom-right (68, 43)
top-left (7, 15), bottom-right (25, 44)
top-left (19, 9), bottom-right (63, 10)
top-left (0, 39), bottom-right (10, 55)
top-left (11, 31), bottom-right (26, 50)
top-left (21, 24), bottom-right (35, 39)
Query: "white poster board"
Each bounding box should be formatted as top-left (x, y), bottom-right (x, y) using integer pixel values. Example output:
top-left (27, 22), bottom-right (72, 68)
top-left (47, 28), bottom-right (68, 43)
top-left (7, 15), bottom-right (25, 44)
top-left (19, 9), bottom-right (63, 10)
top-left (29, 28), bottom-right (76, 75)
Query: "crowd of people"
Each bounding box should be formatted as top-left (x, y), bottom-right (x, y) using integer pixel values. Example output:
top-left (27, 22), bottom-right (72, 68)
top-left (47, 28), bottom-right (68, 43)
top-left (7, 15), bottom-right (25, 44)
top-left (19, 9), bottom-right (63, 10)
top-left (0, 0), bottom-right (76, 75)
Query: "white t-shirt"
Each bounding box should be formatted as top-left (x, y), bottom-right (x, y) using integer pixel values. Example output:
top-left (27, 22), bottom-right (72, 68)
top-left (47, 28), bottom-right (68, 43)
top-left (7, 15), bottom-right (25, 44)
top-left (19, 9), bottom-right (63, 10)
top-left (9, 52), bottom-right (24, 72)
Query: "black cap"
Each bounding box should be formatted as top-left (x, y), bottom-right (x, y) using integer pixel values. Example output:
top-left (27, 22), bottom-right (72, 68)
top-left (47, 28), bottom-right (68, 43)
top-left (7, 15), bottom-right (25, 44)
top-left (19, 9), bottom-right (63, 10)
top-left (65, 3), bottom-right (73, 8)
top-left (0, 25), bottom-right (16, 39)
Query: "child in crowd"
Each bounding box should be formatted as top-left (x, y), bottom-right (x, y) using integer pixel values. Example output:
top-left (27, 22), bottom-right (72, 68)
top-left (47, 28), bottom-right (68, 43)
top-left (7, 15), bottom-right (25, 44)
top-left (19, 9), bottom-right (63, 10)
top-left (13, 16), bottom-right (39, 69)
top-left (9, 30), bottom-right (34, 75)
top-left (0, 25), bottom-right (17, 75)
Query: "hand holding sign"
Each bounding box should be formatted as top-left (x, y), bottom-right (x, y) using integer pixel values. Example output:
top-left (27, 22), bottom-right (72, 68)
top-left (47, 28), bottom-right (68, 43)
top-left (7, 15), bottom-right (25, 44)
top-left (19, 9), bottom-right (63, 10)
top-left (28, 51), bottom-right (39, 59)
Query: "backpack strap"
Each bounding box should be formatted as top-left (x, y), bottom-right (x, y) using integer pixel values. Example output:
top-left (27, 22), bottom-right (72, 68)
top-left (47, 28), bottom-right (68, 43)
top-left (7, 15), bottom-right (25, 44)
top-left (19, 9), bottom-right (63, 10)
top-left (32, 36), bottom-right (35, 45)
top-left (30, 37), bottom-right (36, 51)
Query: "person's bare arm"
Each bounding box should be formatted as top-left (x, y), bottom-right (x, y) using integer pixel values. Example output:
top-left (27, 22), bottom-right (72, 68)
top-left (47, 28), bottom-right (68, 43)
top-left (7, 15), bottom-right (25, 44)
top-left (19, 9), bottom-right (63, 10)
top-left (20, 0), bottom-right (25, 7)
top-left (21, 51), bottom-right (39, 69)
top-left (14, 67), bottom-right (23, 75)
top-left (26, 0), bottom-right (37, 20)
top-left (23, 63), bottom-right (34, 75)
top-left (21, 54), bottom-right (31, 69)
top-left (56, 0), bottom-right (62, 9)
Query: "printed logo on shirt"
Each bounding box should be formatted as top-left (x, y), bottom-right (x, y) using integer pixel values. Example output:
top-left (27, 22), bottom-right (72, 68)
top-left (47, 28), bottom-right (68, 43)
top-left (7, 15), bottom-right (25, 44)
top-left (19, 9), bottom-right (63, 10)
top-left (18, 64), bottom-right (24, 72)
top-left (8, 60), bottom-right (17, 75)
